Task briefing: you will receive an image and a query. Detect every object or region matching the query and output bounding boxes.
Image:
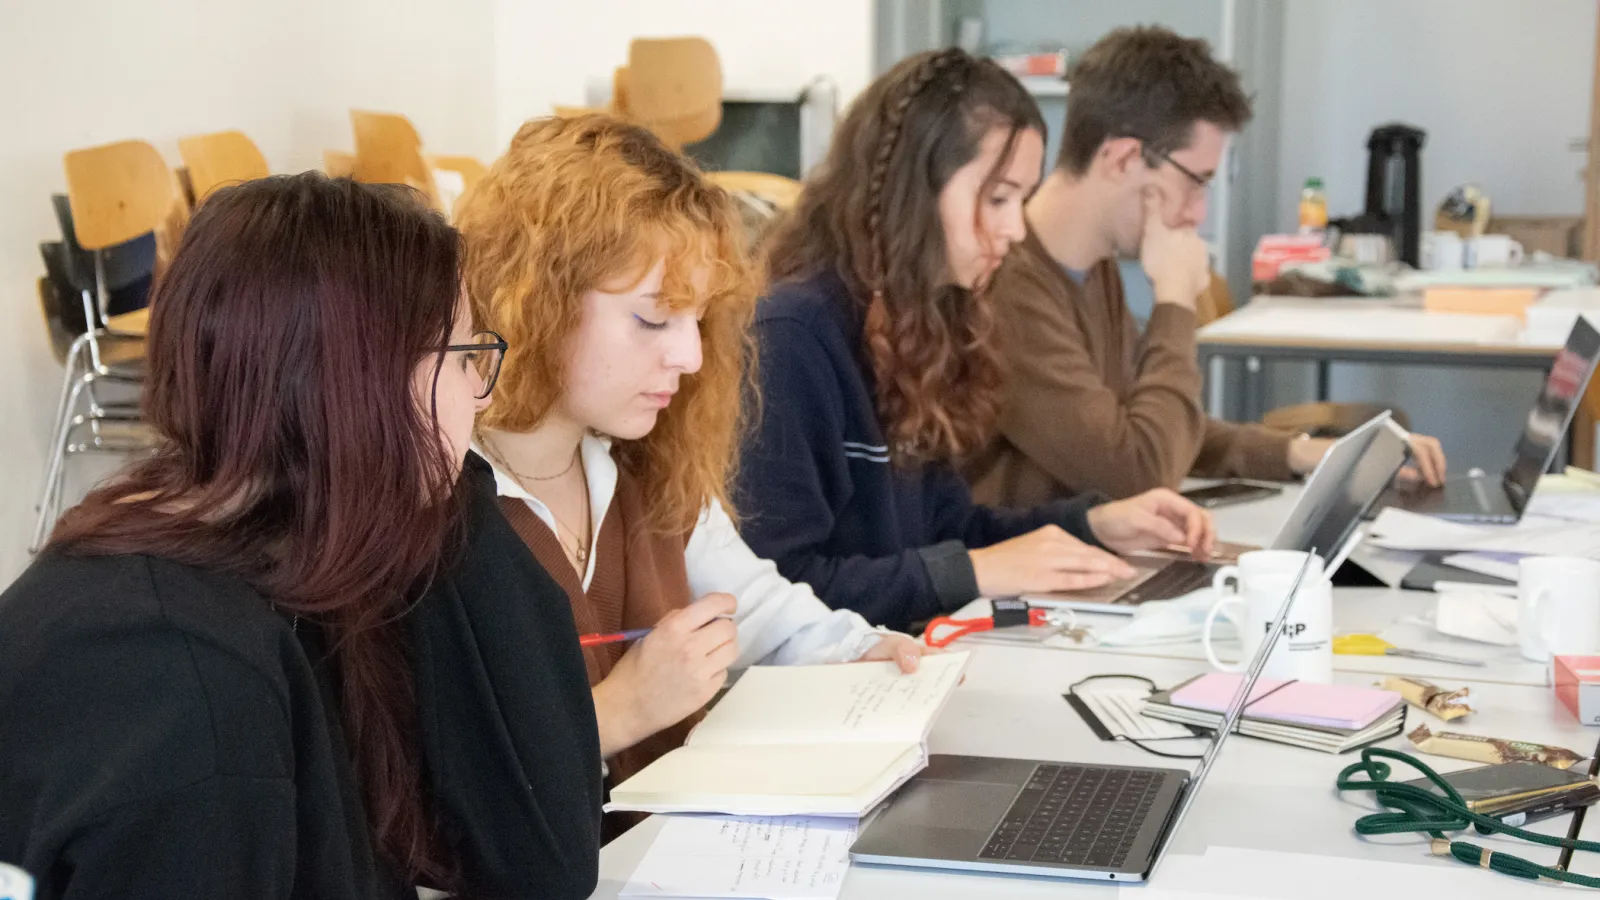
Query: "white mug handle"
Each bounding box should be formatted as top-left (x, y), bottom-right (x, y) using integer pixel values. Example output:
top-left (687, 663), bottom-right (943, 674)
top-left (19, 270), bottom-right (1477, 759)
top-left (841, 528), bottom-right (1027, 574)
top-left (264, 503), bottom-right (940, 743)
top-left (1204, 566), bottom-right (1245, 672)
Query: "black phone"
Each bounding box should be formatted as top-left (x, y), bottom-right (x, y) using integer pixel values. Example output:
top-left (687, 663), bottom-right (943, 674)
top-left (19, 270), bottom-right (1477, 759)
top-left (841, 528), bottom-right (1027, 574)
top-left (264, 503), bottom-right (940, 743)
top-left (1180, 480), bottom-right (1283, 509)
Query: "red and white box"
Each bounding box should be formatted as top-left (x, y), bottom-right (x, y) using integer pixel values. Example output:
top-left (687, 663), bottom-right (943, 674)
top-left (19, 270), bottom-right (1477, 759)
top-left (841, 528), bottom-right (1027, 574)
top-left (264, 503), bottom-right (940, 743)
top-left (1252, 233), bottom-right (1331, 283)
top-left (1554, 655), bottom-right (1600, 725)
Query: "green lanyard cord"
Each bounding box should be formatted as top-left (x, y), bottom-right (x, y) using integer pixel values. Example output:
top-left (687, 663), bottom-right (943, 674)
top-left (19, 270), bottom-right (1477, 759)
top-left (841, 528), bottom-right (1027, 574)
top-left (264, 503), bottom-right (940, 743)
top-left (1336, 747), bottom-right (1600, 888)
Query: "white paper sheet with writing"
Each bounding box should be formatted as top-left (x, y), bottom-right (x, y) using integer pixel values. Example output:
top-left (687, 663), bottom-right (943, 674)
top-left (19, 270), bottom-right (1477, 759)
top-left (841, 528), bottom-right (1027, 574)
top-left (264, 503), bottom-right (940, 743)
top-left (621, 816), bottom-right (856, 900)
top-left (688, 650), bottom-right (968, 746)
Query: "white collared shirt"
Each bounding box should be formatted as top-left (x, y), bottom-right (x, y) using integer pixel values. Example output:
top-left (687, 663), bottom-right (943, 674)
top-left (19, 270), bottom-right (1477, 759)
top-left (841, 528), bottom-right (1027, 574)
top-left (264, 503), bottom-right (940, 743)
top-left (476, 434), bottom-right (887, 668)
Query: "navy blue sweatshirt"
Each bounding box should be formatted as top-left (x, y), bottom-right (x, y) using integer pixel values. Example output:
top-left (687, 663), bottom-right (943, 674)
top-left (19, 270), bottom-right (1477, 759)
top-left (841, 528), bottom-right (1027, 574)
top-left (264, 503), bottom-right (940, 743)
top-left (735, 269), bottom-right (1104, 632)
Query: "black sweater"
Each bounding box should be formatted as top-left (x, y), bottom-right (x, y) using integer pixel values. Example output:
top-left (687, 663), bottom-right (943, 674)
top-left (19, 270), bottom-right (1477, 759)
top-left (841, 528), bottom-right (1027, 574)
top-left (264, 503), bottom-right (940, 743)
top-left (735, 270), bottom-right (1104, 632)
top-left (0, 454), bottom-right (601, 899)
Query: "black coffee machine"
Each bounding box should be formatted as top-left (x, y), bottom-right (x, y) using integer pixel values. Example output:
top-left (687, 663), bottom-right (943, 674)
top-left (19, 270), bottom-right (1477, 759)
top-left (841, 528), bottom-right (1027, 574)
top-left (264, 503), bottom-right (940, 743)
top-left (1330, 123), bottom-right (1427, 267)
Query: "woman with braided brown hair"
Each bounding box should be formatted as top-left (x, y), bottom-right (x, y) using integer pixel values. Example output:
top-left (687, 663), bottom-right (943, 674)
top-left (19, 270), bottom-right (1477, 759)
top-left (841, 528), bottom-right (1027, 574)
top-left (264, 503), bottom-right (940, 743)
top-left (736, 48), bottom-right (1217, 632)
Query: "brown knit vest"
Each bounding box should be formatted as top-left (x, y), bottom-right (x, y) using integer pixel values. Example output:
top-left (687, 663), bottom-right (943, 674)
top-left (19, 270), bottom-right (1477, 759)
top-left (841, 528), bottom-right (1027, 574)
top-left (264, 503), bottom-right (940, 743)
top-left (497, 469), bottom-right (699, 819)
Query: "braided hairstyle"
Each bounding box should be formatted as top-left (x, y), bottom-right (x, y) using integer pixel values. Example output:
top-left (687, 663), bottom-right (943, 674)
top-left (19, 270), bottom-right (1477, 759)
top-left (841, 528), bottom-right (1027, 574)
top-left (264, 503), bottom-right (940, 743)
top-left (765, 49), bottom-right (1046, 466)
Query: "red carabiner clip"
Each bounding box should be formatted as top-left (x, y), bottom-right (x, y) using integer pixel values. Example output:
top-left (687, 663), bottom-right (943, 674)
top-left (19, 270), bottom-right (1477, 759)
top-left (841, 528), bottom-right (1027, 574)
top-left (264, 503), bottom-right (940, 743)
top-left (923, 599), bottom-right (1049, 648)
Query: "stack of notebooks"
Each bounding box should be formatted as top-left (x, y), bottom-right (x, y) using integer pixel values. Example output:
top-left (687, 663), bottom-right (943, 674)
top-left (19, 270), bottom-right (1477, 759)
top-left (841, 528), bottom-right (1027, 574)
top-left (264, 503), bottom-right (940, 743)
top-left (606, 651), bottom-right (970, 817)
top-left (1142, 673), bottom-right (1406, 754)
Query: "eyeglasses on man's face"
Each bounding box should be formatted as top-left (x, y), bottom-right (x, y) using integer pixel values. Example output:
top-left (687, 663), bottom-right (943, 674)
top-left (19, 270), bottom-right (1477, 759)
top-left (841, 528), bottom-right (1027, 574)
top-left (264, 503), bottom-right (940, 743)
top-left (1141, 142), bottom-right (1213, 193)
top-left (442, 330), bottom-right (507, 399)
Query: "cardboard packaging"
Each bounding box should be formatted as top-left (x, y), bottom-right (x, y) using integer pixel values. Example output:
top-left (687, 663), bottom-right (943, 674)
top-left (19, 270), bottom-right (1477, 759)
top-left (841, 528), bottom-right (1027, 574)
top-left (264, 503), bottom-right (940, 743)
top-left (1554, 654), bottom-right (1600, 725)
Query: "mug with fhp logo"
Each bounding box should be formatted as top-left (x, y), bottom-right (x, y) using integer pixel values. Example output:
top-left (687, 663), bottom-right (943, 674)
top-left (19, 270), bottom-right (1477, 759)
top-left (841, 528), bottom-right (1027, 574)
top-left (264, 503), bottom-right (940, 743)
top-left (1202, 550), bottom-right (1333, 683)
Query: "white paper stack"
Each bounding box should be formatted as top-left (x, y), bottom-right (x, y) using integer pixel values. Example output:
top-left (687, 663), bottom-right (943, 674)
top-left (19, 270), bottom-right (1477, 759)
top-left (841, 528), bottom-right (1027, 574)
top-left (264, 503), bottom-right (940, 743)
top-left (621, 816), bottom-right (856, 900)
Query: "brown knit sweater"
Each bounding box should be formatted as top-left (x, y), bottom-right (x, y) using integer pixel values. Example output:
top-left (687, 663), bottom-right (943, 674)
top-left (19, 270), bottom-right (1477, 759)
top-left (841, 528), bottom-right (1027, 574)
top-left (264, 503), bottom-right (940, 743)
top-left (497, 469), bottom-right (698, 804)
top-left (967, 227), bottom-right (1295, 506)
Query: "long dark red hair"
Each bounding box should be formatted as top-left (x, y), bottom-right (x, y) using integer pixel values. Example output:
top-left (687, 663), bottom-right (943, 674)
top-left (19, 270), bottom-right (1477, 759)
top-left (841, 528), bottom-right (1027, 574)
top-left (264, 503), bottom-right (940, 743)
top-left (48, 172), bottom-right (464, 883)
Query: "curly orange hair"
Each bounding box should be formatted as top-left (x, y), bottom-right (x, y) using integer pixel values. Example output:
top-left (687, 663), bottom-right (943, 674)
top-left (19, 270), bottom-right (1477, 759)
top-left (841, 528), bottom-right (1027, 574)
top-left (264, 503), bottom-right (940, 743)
top-left (456, 114), bottom-right (758, 534)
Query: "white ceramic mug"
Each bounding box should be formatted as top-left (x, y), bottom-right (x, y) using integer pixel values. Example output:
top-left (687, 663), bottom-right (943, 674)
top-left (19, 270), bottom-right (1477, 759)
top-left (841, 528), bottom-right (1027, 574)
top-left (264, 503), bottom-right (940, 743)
top-left (1421, 231), bottom-right (1465, 271)
top-left (1202, 550), bottom-right (1333, 682)
top-left (1337, 233), bottom-right (1393, 266)
top-left (1518, 556), bottom-right (1600, 662)
top-left (1467, 234), bottom-right (1525, 269)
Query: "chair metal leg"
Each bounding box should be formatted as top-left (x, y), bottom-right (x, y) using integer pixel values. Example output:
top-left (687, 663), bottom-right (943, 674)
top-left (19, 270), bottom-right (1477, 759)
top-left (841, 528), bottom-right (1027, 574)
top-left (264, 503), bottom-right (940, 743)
top-left (31, 378), bottom-right (87, 553)
top-left (39, 336), bottom-right (90, 499)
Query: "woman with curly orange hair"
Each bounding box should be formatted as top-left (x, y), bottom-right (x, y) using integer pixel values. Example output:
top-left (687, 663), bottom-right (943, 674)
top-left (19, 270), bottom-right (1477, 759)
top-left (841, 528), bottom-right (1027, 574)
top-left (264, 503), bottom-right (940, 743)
top-left (454, 115), bottom-right (926, 800)
top-left (739, 48), bottom-right (1216, 632)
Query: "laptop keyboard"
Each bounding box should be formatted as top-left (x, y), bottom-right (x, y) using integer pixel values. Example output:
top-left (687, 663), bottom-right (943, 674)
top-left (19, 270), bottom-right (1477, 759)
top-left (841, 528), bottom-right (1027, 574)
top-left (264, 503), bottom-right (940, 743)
top-left (1120, 561), bottom-right (1215, 605)
top-left (979, 764), bottom-right (1160, 868)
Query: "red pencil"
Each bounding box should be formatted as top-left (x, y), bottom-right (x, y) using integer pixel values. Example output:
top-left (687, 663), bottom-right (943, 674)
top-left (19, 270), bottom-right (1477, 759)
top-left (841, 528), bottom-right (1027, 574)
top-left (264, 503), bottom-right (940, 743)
top-left (578, 627), bottom-right (652, 648)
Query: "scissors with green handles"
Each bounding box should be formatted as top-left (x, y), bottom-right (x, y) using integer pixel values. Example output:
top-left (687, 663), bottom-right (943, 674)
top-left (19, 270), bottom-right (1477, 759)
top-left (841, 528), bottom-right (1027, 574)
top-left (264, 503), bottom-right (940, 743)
top-left (1332, 633), bottom-right (1486, 667)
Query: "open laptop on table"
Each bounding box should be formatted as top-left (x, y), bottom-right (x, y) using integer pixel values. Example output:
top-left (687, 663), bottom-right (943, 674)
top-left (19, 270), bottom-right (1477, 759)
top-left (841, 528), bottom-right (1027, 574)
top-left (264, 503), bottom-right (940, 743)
top-left (1029, 410), bottom-right (1409, 614)
top-left (851, 551), bottom-right (1319, 882)
top-left (1379, 316), bottom-right (1600, 524)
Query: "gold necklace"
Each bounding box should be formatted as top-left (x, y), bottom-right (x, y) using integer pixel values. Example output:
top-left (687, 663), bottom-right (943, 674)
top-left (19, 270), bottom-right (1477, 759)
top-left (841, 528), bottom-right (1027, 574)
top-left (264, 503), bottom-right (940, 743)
top-left (482, 434), bottom-right (591, 571)
top-left (482, 431), bottom-right (580, 482)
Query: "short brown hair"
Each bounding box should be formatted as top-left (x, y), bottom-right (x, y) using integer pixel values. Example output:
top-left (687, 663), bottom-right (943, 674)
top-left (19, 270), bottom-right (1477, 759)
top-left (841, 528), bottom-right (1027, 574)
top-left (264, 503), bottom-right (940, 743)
top-left (1057, 26), bottom-right (1251, 174)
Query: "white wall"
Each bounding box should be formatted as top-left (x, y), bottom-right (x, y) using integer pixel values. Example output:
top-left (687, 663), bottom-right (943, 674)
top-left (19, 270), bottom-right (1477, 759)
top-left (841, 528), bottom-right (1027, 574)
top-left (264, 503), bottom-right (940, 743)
top-left (0, 0), bottom-right (498, 585)
top-left (1278, 0), bottom-right (1596, 226)
top-left (491, 0), bottom-right (875, 149)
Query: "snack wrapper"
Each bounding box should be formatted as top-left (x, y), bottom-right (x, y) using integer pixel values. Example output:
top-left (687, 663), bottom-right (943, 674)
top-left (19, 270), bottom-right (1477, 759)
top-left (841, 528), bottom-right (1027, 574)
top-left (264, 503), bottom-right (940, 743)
top-left (1407, 724), bottom-right (1582, 769)
top-left (1382, 676), bottom-right (1474, 721)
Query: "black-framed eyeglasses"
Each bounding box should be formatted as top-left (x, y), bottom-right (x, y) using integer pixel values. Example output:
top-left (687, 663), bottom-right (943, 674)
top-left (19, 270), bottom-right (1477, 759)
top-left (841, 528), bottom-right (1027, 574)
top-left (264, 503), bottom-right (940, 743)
top-left (442, 330), bottom-right (507, 399)
top-left (1141, 143), bottom-right (1211, 191)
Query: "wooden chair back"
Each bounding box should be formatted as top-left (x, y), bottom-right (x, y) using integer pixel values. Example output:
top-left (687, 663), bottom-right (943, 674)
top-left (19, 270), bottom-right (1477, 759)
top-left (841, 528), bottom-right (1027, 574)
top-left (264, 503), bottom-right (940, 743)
top-left (427, 154), bottom-right (488, 195)
top-left (62, 139), bottom-right (173, 250)
top-left (349, 110), bottom-right (440, 208)
top-left (323, 149), bottom-right (356, 178)
top-left (1195, 272), bottom-right (1237, 326)
top-left (623, 37), bottom-right (723, 149)
top-left (705, 171), bottom-right (803, 210)
top-left (177, 129), bottom-right (269, 202)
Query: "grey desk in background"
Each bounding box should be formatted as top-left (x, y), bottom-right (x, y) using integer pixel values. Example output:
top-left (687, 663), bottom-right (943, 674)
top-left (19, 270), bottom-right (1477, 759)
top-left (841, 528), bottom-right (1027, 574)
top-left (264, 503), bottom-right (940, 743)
top-left (1196, 296), bottom-right (1562, 428)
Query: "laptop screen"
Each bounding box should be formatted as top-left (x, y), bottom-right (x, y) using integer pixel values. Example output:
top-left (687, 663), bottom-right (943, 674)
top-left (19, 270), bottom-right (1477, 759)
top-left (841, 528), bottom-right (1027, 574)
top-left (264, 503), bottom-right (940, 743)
top-left (1273, 412), bottom-right (1408, 559)
top-left (1503, 316), bottom-right (1600, 512)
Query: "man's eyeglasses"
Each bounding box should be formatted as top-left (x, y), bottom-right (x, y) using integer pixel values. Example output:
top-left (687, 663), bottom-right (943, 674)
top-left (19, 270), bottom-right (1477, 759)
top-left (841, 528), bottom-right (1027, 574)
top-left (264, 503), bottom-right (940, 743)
top-left (442, 330), bottom-right (507, 399)
top-left (1142, 143), bottom-right (1211, 191)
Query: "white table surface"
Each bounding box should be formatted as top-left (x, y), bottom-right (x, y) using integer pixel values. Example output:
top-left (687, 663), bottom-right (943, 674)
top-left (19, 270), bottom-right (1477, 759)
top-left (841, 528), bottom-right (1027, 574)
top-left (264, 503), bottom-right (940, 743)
top-left (591, 487), bottom-right (1593, 899)
top-left (592, 643), bottom-right (1598, 899)
top-left (1196, 297), bottom-right (1553, 349)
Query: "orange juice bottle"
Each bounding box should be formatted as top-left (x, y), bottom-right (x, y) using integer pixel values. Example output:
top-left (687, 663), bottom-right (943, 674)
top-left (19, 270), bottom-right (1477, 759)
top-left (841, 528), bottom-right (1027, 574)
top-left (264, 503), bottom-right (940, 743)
top-left (1299, 177), bottom-right (1328, 232)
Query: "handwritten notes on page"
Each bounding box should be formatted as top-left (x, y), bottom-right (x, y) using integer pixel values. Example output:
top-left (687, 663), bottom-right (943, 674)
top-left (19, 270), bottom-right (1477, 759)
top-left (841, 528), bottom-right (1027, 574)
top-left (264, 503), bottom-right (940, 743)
top-left (688, 651), bottom-right (969, 746)
top-left (621, 816), bottom-right (856, 900)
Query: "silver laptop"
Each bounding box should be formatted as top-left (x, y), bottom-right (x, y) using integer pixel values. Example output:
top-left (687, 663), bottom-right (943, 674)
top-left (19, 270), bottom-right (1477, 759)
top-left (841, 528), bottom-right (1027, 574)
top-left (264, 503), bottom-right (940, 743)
top-left (850, 552), bottom-right (1319, 882)
top-left (1382, 316), bottom-right (1600, 524)
top-left (1032, 410), bottom-right (1409, 614)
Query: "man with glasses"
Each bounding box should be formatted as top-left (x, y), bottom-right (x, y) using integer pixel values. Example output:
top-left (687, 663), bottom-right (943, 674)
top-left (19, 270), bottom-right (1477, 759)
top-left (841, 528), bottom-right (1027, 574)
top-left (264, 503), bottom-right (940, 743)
top-left (968, 25), bottom-right (1446, 505)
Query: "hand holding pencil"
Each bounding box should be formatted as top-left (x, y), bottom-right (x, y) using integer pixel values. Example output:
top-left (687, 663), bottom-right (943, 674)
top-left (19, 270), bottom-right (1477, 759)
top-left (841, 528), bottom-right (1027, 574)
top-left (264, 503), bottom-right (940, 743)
top-left (590, 593), bottom-right (740, 756)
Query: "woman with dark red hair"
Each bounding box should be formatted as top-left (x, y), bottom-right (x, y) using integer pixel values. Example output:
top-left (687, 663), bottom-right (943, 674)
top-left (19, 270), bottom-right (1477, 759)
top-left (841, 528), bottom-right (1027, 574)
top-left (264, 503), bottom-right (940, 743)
top-left (0, 174), bottom-right (600, 898)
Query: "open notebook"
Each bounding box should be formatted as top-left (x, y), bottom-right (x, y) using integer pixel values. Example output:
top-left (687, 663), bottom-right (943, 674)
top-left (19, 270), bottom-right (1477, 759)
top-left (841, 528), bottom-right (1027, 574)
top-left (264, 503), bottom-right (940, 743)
top-left (606, 651), bottom-right (969, 817)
